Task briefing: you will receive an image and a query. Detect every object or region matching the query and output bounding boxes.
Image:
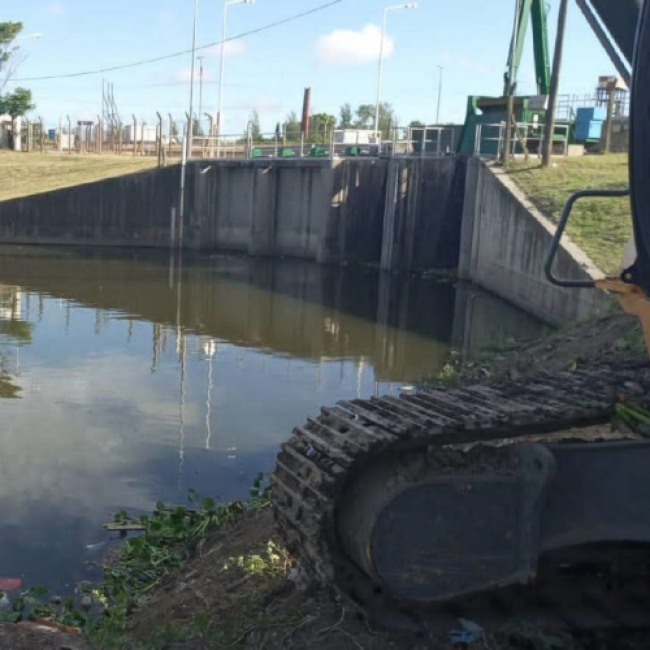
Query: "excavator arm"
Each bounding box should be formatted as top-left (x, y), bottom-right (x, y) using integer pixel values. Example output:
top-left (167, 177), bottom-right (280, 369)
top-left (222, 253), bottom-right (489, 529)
top-left (504, 0), bottom-right (552, 95)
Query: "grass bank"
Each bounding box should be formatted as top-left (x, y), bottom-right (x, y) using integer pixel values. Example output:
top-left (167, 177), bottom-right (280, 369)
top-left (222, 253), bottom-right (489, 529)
top-left (507, 154), bottom-right (631, 275)
top-left (0, 152), bottom-right (159, 202)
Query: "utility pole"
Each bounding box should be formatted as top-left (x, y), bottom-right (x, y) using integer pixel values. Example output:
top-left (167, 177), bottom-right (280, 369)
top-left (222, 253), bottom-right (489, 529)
top-left (436, 66), bottom-right (444, 124)
top-left (186, 0), bottom-right (199, 159)
top-left (301, 87), bottom-right (312, 138)
top-left (375, 3), bottom-right (418, 135)
top-left (503, 0), bottom-right (521, 165)
top-left (603, 79), bottom-right (617, 154)
top-left (197, 55), bottom-right (205, 133)
top-left (542, 0), bottom-right (569, 166)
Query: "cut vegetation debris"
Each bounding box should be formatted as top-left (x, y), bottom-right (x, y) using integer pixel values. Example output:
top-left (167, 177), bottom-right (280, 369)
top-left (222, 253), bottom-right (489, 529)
top-left (0, 152), bottom-right (159, 202)
top-left (507, 154), bottom-right (631, 275)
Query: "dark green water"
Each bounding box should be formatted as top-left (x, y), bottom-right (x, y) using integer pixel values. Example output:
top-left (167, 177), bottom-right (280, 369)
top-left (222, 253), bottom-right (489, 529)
top-left (0, 246), bottom-right (545, 592)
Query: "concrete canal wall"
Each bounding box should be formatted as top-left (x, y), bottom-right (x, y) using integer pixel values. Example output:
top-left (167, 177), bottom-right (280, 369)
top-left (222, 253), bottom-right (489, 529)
top-left (458, 158), bottom-right (614, 325)
top-left (0, 157), bottom-right (468, 273)
top-left (0, 154), bottom-right (618, 324)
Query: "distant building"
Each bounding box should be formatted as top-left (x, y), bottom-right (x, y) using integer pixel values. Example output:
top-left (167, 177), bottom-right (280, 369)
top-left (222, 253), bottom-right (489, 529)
top-left (0, 114), bottom-right (21, 151)
top-left (123, 124), bottom-right (158, 144)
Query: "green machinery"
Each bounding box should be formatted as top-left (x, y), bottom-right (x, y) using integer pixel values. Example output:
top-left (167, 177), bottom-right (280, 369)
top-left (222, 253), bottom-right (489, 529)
top-left (457, 0), bottom-right (555, 155)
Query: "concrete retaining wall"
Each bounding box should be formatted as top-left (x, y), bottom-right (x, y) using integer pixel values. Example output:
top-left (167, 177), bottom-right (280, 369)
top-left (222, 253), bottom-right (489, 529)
top-left (458, 158), bottom-right (614, 325)
top-left (380, 156), bottom-right (467, 271)
top-left (0, 157), bottom-right (467, 273)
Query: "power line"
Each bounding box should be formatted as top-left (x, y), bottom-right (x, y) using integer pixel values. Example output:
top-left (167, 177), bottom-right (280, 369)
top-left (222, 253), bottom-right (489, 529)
top-left (11, 0), bottom-right (343, 82)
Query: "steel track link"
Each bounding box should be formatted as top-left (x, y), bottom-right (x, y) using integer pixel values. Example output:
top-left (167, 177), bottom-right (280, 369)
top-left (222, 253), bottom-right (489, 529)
top-left (272, 362), bottom-right (650, 631)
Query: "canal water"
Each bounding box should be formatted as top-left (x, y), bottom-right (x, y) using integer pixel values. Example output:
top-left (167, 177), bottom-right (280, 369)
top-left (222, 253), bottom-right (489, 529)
top-left (0, 246), bottom-right (545, 592)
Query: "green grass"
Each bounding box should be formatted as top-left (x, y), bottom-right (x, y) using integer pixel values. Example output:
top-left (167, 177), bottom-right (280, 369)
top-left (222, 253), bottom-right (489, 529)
top-left (0, 151), bottom-right (159, 202)
top-left (507, 154), bottom-right (631, 275)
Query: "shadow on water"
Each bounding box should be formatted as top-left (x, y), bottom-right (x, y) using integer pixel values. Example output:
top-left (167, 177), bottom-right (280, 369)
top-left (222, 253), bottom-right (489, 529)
top-left (0, 246), bottom-right (546, 591)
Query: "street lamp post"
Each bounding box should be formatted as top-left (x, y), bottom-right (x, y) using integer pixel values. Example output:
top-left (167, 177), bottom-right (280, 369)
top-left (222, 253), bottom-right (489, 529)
top-left (436, 65), bottom-right (443, 124)
top-left (197, 55), bottom-right (205, 133)
top-left (186, 0), bottom-right (199, 159)
top-left (217, 0), bottom-right (255, 158)
top-left (375, 3), bottom-right (417, 137)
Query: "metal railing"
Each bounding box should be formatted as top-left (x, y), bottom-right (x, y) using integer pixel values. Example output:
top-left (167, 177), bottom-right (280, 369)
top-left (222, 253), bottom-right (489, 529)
top-left (474, 121), bottom-right (570, 158)
top-left (189, 125), bottom-right (459, 160)
top-left (556, 92), bottom-right (630, 122)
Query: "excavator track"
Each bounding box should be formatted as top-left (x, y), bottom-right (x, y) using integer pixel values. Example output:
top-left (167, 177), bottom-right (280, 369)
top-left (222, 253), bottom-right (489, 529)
top-left (272, 362), bottom-right (650, 632)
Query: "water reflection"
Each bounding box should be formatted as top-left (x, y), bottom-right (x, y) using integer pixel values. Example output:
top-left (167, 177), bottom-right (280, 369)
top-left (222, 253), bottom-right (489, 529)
top-left (0, 286), bottom-right (30, 398)
top-left (0, 247), bottom-right (545, 590)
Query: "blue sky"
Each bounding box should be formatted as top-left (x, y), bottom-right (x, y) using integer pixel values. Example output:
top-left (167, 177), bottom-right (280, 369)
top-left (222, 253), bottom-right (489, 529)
top-left (4, 0), bottom-right (618, 135)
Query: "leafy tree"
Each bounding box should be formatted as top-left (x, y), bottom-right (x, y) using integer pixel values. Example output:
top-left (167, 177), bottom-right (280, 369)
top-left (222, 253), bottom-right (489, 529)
top-left (284, 111), bottom-right (301, 139)
top-left (191, 118), bottom-right (203, 136)
top-left (409, 120), bottom-right (425, 128)
top-left (339, 103), bottom-right (353, 129)
top-left (247, 109), bottom-right (262, 142)
top-left (0, 22), bottom-right (23, 93)
top-left (354, 102), bottom-right (397, 138)
top-left (0, 87), bottom-right (34, 126)
top-left (309, 112), bottom-right (335, 143)
top-left (355, 104), bottom-right (375, 129)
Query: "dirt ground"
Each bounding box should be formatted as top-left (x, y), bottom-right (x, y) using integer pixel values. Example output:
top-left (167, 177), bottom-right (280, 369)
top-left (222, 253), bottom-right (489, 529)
top-left (0, 621), bottom-right (92, 649)
top-left (126, 507), bottom-right (428, 650)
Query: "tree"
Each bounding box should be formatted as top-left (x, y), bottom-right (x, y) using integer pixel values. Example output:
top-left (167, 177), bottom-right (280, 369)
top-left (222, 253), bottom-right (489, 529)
top-left (0, 22), bottom-right (23, 93)
top-left (191, 118), bottom-right (203, 137)
top-left (0, 87), bottom-right (34, 126)
top-left (354, 104), bottom-right (375, 129)
top-left (284, 111), bottom-right (301, 139)
top-left (309, 112), bottom-right (336, 143)
top-left (247, 109), bottom-right (261, 142)
top-left (275, 122), bottom-right (282, 141)
top-left (339, 103), bottom-right (353, 129)
top-left (354, 102), bottom-right (397, 138)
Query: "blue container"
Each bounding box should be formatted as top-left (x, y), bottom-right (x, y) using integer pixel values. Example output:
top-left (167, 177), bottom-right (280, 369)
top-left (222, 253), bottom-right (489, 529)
top-left (575, 107), bottom-right (605, 141)
top-left (576, 106), bottom-right (606, 123)
top-left (576, 119), bottom-right (604, 142)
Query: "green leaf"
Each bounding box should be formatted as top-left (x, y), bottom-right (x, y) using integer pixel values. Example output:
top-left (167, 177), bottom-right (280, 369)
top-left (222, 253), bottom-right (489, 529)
top-left (30, 586), bottom-right (48, 597)
top-left (202, 497), bottom-right (215, 511)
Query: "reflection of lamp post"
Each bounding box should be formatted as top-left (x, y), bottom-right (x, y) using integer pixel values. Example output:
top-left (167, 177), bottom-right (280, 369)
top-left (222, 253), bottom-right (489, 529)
top-left (217, 0), bottom-right (255, 158)
top-left (374, 3), bottom-right (417, 134)
top-left (202, 338), bottom-right (217, 450)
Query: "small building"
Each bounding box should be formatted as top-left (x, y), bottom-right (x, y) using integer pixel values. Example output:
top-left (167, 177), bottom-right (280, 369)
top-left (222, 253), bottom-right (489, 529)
top-left (0, 114), bottom-right (21, 151)
top-left (123, 124), bottom-right (158, 144)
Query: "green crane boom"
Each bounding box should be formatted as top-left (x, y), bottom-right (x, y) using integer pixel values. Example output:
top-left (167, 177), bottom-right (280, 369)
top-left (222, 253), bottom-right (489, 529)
top-left (504, 0), bottom-right (552, 96)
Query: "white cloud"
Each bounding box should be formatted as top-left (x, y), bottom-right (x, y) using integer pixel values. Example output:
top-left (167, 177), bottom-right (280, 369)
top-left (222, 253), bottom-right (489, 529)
top-left (316, 24), bottom-right (394, 66)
